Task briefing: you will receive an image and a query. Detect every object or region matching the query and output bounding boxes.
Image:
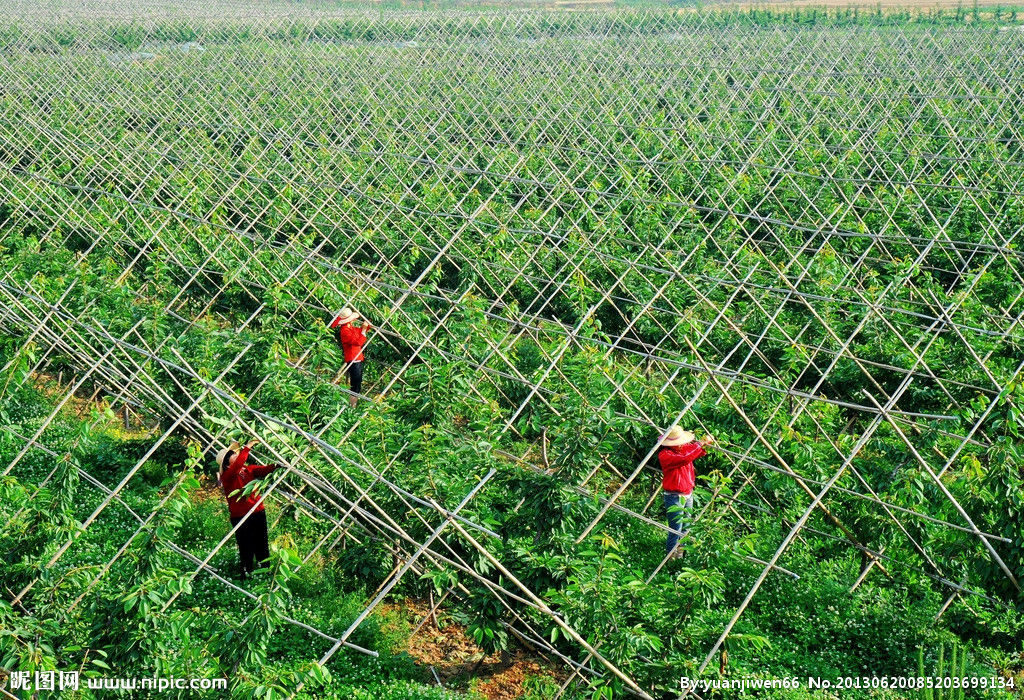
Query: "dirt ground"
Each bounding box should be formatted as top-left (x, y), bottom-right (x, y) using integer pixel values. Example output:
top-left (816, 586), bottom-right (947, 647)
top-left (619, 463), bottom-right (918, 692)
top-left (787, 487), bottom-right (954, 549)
top-left (30, 371), bottom-right (158, 438)
top-left (383, 599), bottom-right (564, 699)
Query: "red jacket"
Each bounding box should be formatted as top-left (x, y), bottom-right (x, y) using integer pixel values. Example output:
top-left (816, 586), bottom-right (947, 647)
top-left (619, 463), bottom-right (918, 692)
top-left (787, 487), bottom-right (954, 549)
top-left (658, 443), bottom-right (705, 494)
top-left (329, 317), bottom-right (368, 363)
top-left (220, 446), bottom-right (278, 518)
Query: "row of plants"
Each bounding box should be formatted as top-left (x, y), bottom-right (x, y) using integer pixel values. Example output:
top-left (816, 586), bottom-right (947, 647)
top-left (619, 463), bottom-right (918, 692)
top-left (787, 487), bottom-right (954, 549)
top-left (5, 5), bottom-right (1024, 54)
top-left (1, 6), bottom-right (1022, 698)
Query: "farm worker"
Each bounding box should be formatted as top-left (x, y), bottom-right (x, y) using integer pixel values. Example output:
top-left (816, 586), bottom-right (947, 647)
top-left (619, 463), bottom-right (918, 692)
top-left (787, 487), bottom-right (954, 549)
top-left (329, 307), bottom-right (371, 409)
top-left (216, 439), bottom-right (280, 577)
top-left (657, 426), bottom-right (715, 558)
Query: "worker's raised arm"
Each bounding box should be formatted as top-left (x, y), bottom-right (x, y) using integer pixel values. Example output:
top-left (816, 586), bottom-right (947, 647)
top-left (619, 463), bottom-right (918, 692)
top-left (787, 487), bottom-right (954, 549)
top-left (225, 445), bottom-right (251, 474)
top-left (341, 324), bottom-right (368, 349)
top-left (661, 443), bottom-right (706, 467)
top-left (681, 442), bottom-right (707, 461)
top-left (249, 462), bottom-right (280, 479)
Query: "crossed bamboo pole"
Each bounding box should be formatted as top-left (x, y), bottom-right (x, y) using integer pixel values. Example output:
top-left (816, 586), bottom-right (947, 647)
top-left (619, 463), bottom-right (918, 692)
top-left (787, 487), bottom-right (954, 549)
top-left (1, 284), bottom-right (646, 692)
top-left (3, 5), bottom-right (1024, 697)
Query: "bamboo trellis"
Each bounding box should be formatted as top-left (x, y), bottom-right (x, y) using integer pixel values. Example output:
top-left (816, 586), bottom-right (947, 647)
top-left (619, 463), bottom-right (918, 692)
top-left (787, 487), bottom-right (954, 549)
top-left (1, 2), bottom-right (1023, 698)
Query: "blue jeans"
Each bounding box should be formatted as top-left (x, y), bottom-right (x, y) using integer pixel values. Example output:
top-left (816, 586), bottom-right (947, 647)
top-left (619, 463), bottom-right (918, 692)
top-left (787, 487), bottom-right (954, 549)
top-left (664, 491), bottom-right (694, 554)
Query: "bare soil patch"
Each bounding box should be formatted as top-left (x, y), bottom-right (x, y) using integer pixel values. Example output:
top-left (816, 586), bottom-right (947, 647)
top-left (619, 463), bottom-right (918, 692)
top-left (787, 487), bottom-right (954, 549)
top-left (384, 598), bottom-right (564, 699)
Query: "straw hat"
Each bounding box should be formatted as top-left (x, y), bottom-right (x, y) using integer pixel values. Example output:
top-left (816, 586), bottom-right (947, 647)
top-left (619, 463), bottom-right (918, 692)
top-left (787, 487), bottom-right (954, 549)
top-left (660, 426), bottom-right (695, 447)
top-left (335, 307), bottom-right (359, 325)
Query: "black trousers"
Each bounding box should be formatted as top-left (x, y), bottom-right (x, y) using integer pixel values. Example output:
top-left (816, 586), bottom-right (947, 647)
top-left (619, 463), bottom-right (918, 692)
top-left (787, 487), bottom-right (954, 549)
top-left (230, 509), bottom-right (270, 574)
top-left (347, 361), bottom-right (363, 395)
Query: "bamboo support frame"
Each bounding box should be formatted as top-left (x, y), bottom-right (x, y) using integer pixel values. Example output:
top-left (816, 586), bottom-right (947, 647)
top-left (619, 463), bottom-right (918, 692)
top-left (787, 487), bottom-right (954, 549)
top-left (2, 6), bottom-right (1023, 697)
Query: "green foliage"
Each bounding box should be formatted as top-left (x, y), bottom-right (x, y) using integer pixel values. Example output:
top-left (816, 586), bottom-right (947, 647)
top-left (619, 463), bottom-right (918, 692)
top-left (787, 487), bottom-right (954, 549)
top-left (916, 641), bottom-right (973, 700)
top-left (2, 5), bottom-right (1024, 699)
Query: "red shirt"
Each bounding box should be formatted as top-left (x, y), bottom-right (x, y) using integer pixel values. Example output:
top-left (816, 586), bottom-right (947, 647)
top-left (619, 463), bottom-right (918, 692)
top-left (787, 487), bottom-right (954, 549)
top-left (220, 446), bottom-right (277, 518)
top-left (658, 442), bottom-right (705, 494)
top-left (329, 317), bottom-right (368, 363)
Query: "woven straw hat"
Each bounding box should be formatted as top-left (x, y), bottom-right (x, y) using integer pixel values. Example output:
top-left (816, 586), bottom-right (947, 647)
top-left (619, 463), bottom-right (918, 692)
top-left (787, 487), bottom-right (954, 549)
top-left (335, 307), bottom-right (359, 324)
top-left (660, 426), bottom-right (695, 447)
